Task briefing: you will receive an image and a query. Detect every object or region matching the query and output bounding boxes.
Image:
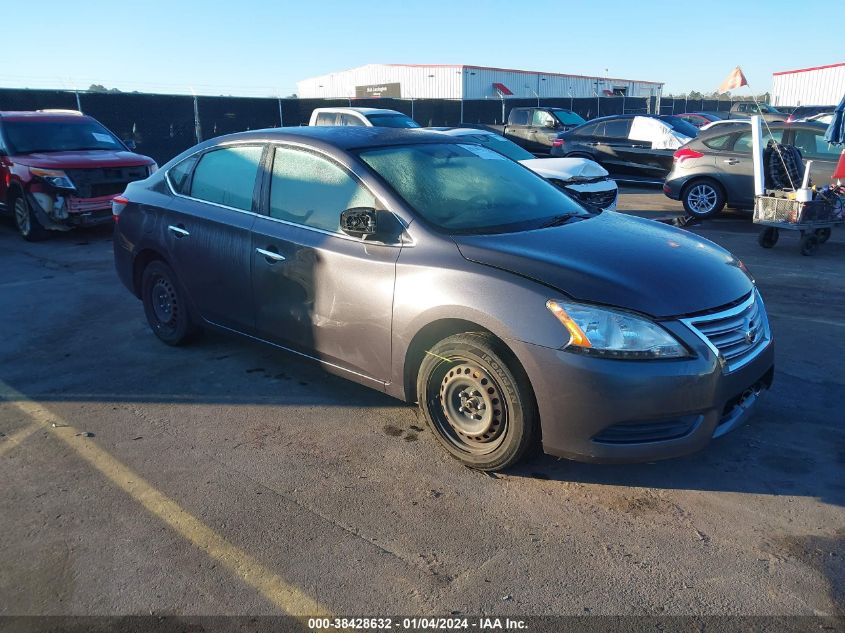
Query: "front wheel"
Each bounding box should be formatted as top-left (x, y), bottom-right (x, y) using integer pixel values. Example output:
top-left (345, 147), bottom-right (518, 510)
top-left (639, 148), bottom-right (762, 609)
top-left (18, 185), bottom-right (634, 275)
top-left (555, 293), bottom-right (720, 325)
top-left (416, 333), bottom-right (538, 471)
top-left (141, 260), bottom-right (197, 345)
top-left (13, 195), bottom-right (50, 241)
top-left (682, 180), bottom-right (726, 219)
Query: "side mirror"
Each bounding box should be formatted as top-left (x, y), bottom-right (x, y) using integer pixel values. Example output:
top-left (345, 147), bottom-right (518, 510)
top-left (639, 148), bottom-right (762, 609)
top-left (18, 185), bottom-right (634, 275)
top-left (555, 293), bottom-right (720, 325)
top-left (123, 139), bottom-right (137, 151)
top-left (340, 207), bottom-right (377, 238)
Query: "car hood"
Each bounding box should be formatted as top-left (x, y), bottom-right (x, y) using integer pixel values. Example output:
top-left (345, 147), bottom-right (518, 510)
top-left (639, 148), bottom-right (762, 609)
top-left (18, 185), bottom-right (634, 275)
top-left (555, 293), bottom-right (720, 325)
top-left (14, 150), bottom-right (153, 169)
top-left (453, 212), bottom-right (752, 318)
top-left (519, 157), bottom-right (609, 181)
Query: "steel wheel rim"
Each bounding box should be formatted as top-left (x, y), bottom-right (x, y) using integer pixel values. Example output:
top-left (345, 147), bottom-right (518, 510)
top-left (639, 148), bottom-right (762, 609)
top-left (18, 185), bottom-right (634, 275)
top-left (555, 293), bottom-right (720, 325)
top-left (151, 277), bottom-right (178, 328)
top-left (14, 198), bottom-right (30, 235)
top-left (428, 358), bottom-right (508, 455)
top-left (688, 184), bottom-right (717, 214)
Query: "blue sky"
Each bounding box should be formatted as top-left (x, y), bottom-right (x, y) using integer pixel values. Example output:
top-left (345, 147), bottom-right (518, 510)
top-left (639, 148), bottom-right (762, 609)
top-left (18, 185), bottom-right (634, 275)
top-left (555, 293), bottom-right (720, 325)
top-left (5, 0), bottom-right (836, 97)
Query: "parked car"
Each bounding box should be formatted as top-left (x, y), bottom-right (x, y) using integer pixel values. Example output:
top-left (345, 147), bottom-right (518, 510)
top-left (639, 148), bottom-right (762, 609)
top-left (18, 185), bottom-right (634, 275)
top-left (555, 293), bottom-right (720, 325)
top-left (727, 102), bottom-right (786, 123)
top-left (114, 127), bottom-right (773, 471)
top-left (677, 112), bottom-right (724, 128)
top-left (497, 107), bottom-right (587, 154)
top-left (0, 110), bottom-right (156, 241)
top-left (664, 121), bottom-right (839, 217)
top-left (432, 127), bottom-right (617, 211)
top-left (786, 105), bottom-right (835, 123)
top-left (551, 114), bottom-right (699, 182)
top-left (309, 107), bottom-right (420, 128)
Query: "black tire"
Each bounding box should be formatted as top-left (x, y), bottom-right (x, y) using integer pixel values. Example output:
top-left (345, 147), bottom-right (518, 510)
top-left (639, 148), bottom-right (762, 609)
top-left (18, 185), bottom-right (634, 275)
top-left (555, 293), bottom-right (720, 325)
top-left (758, 227), bottom-right (779, 248)
top-left (800, 233), bottom-right (819, 256)
top-left (815, 228), bottom-right (831, 244)
top-left (416, 332), bottom-right (538, 471)
top-left (682, 179), bottom-right (726, 219)
top-left (141, 260), bottom-right (197, 345)
top-left (13, 195), bottom-right (50, 242)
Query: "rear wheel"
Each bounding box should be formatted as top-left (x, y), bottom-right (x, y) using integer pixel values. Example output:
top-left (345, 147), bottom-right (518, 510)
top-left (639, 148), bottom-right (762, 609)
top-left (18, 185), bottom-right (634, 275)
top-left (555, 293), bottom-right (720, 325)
top-left (416, 333), bottom-right (538, 471)
top-left (141, 260), bottom-right (197, 345)
top-left (13, 195), bottom-right (49, 241)
top-left (682, 180), bottom-right (726, 219)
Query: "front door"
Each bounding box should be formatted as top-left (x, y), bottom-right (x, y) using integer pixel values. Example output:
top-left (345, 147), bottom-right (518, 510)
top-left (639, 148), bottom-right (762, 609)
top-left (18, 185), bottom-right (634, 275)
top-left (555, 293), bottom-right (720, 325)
top-left (251, 145), bottom-right (400, 384)
top-left (163, 144), bottom-right (263, 331)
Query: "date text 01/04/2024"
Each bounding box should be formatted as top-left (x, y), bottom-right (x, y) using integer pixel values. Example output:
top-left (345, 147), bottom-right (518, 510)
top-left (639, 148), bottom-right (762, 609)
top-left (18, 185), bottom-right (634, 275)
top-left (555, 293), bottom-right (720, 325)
top-left (307, 617), bottom-right (528, 630)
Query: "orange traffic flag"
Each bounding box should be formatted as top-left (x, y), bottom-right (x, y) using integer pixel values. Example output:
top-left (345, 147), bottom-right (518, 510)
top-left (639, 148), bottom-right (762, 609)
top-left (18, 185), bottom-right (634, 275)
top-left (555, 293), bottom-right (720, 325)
top-left (718, 66), bottom-right (749, 93)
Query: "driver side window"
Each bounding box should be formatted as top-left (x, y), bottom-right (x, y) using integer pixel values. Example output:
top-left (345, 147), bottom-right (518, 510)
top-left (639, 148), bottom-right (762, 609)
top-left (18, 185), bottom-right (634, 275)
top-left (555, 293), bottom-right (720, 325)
top-left (269, 146), bottom-right (376, 233)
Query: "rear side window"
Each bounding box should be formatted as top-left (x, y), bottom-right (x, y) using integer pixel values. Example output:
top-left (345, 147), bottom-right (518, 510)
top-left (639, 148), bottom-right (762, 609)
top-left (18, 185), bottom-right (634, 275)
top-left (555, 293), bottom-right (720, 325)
top-left (314, 112), bottom-right (337, 126)
top-left (269, 146), bottom-right (376, 233)
top-left (190, 145), bottom-right (263, 211)
top-left (732, 130), bottom-right (784, 153)
top-left (574, 121), bottom-right (601, 136)
top-left (338, 114), bottom-right (365, 127)
top-left (509, 109), bottom-right (529, 125)
top-left (167, 154), bottom-right (199, 195)
top-left (604, 119), bottom-right (632, 138)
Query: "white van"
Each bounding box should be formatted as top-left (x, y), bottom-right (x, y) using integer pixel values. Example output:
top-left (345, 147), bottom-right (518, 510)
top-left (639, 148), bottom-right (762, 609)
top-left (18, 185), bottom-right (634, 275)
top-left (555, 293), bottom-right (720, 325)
top-left (309, 107), bottom-right (420, 128)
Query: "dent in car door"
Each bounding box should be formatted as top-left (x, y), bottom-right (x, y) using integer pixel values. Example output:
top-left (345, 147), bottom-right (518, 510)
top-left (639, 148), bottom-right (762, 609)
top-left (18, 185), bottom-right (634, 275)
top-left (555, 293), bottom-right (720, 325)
top-left (164, 144), bottom-right (264, 331)
top-left (251, 145), bottom-right (400, 384)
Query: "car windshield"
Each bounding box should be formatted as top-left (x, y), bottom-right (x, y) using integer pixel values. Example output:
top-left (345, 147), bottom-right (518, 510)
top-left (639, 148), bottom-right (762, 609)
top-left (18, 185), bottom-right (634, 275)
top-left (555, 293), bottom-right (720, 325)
top-left (365, 114), bottom-right (420, 128)
top-left (455, 133), bottom-right (534, 161)
top-left (358, 143), bottom-right (590, 234)
top-left (552, 110), bottom-right (586, 126)
top-left (660, 116), bottom-right (700, 138)
top-left (4, 118), bottom-right (123, 154)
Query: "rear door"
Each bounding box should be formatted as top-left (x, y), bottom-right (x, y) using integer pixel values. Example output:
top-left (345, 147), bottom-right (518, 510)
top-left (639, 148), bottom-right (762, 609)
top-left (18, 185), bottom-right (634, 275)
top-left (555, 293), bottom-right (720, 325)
top-left (594, 118), bottom-right (637, 176)
top-left (787, 126), bottom-right (841, 184)
top-left (503, 109), bottom-right (532, 148)
top-left (250, 144), bottom-right (400, 383)
top-left (718, 128), bottom-right (784, 206)
top-left (163, 144), bottom-right (263, 331)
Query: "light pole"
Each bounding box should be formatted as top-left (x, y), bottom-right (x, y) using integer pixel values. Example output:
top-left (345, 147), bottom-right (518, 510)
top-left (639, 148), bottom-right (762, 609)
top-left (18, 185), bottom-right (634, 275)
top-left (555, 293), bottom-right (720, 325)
top-left (526, 85), bottom-right (540, 108)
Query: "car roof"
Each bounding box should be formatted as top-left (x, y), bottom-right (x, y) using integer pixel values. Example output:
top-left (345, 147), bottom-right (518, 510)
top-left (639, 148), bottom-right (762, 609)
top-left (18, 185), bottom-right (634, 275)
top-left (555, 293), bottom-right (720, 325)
top-left (312, 107), bottom-right (406, 116)
top-left (0, 110), bottom-right (91, 122)
top-left (433, 128), bottom-right (496, 136)
top-left (203, 126), bottom-right (456, 151)
top-left (696, 120), bottom-right (828, 139)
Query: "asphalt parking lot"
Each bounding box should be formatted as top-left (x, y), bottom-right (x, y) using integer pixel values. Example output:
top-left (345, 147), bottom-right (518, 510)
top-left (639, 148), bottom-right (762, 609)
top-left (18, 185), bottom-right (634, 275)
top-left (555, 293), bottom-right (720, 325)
top-left (1, 187), bottom-right (843, 622)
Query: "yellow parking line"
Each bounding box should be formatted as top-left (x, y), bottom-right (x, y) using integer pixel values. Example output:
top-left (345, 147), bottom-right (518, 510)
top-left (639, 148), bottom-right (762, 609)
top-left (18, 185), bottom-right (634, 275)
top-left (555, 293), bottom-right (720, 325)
top-left (0, 420), bottom-right (42, 457)
top-left (0, 381), bottom-right (331, 619)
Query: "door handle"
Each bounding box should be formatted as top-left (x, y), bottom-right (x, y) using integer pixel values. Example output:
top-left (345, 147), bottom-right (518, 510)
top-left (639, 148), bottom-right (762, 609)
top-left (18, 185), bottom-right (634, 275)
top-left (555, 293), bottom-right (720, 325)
top-left (256, 247), bottom-right (286, 263)
top-left (168, 224), bottom-right (189, 238)
top-left (723, 159), bottom-right (740, 165)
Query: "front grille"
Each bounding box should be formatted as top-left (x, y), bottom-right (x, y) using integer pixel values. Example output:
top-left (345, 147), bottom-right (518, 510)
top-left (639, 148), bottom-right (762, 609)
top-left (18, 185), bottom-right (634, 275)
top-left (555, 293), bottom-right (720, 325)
top-left (64, 166), bottom-right (147, 199)
top-left (593, 415), bottom-right (700, 444)
top-left (682, 290), bottom-right (770, 373)
top-left (569, 187), bottom-right (618, 210)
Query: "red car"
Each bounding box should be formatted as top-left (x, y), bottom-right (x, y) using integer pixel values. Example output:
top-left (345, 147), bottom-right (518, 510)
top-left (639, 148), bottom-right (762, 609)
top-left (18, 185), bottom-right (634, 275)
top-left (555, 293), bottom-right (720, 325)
top-left (0, 110), bottom-right (156, 240)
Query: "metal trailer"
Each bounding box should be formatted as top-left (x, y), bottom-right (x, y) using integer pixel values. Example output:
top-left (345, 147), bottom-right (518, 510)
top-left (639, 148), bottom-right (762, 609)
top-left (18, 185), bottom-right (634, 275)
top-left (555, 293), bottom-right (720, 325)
top-left (753, 194), bottom-right (844, 255)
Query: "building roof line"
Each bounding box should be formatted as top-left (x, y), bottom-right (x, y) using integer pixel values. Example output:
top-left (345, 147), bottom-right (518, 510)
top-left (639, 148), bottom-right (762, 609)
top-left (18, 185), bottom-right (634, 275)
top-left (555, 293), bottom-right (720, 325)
top-left (303, 63), bottom-right (663, 86)
top-left (773, 61), bottom-right (845, 76)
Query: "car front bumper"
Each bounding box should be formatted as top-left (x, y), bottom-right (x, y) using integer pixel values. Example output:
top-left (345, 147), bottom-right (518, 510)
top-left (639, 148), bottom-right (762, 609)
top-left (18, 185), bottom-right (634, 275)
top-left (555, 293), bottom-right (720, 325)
top-left (565, 179), bottom-right (619, 212)
top-left (510, 318), bottom-right (774, 463)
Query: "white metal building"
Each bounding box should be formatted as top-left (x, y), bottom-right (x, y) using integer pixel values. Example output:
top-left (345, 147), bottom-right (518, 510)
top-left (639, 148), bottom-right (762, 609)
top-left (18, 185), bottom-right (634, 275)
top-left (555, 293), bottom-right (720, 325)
top-left (772, 62), bottom-right (845, 106)
top-left (297, 64), bottom-right (663, 100)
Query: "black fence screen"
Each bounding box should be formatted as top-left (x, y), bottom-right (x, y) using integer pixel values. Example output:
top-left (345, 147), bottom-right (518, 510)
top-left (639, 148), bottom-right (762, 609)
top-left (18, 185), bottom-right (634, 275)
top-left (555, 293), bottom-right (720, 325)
top-left (0, 88), bottom-right (787, 165)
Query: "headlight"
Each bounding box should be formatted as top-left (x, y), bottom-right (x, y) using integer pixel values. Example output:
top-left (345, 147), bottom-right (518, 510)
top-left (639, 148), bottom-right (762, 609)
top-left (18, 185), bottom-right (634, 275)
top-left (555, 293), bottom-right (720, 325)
top-left (148, 162), bottom-right (159, 176)
top-left (30, 167), bottom-right (76, 190)
top-left (546, 300), bottom-right (689, 359)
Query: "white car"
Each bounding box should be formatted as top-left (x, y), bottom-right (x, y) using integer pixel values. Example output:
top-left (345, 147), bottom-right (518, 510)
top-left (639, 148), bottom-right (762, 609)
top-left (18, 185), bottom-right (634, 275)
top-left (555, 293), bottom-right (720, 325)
top-left (309, 107), bottom-right (420, 128)
top-left (434, 128), bottom-right (618, 212)
top-left (699, 119), bottom-right (751, 132)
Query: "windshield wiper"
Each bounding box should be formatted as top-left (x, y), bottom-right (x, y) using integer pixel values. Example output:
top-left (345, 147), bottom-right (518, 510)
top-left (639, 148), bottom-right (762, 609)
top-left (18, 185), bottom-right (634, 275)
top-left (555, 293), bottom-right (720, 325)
top-left (540, 213), bottom-right (579, 228)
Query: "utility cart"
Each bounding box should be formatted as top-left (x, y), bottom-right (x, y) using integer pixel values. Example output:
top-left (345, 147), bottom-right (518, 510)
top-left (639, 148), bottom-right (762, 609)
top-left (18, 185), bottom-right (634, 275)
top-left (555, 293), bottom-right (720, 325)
top-left (754, 193), bottom-right (844, 255)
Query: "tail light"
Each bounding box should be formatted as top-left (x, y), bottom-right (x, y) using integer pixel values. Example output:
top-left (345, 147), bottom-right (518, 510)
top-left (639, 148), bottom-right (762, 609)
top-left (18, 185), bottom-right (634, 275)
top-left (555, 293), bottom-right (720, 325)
top-left (673, 148), bottom-right (703, 164)
top-left (112, 195), bottom-right (129, 221)
top-left (552, 138), bottom-right (565, 148)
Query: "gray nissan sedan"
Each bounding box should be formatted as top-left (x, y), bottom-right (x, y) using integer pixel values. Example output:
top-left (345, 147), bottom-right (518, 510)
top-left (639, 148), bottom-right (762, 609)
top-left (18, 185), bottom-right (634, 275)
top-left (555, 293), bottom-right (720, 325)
top-left (113, 127), bottom-right (774, 471)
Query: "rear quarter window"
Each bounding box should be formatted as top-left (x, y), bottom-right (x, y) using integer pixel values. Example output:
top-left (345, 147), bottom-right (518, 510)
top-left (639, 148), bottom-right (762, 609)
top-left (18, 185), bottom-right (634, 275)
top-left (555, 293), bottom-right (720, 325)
top-left (167, 154), bottom-right (199, 194)
top-left (703, 134), bottom-right (732, 150)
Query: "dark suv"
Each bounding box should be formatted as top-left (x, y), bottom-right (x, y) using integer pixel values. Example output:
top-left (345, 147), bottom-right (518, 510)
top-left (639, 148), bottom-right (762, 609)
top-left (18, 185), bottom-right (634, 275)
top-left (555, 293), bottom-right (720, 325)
top-left (0, 110), bottom-right (156, 240)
